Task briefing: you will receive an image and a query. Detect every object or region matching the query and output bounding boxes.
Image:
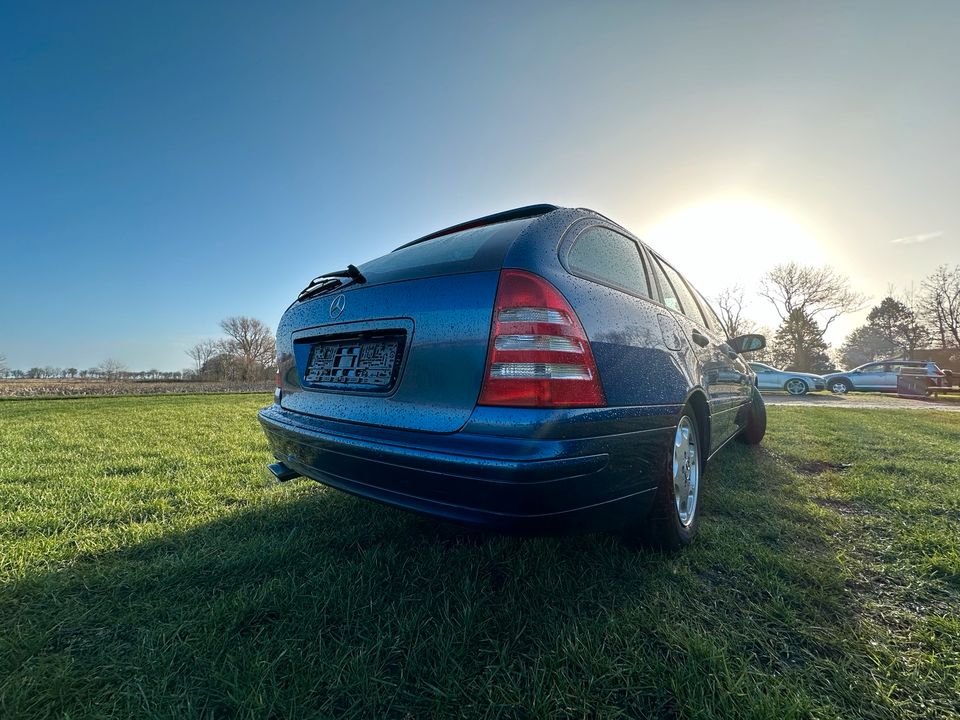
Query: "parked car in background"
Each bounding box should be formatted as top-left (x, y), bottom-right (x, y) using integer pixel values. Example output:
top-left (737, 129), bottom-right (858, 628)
top-left (258, 204), bottom-right (768, 549)
top-left (748, 362), bottom-right (825, 395)
top-left (823, 360), bottom-right (946, 394)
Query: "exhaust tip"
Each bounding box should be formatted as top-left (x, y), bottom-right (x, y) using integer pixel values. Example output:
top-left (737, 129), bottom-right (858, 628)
top-left (267, 462), bottom-right (301, 482)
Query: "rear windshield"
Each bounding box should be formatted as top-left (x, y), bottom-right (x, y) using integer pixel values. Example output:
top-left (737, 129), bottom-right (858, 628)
top-left (357, 217), bottom-right (535, 285)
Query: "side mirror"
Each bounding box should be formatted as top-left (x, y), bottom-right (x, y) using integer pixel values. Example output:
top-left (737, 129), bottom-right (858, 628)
top-left (728, 333), bottom-right (766, 354)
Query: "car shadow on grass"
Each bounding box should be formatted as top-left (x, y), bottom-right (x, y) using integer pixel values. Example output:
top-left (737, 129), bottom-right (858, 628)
top-left (0, 446), bottom-right (905, 720)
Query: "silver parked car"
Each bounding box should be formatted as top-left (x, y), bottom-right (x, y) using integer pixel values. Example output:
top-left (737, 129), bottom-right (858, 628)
top-left (748, 362), bottom-right (826, 396)
top-left (823, 360), bottom-right (945, 394)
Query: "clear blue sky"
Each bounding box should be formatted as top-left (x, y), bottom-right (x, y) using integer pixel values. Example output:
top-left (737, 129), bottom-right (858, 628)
top-left (2, 1), bottom-right (958, 370)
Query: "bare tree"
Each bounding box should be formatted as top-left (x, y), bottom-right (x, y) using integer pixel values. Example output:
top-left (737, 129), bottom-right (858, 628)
top-left (219, 316), bottom-right (276, 381)
top-left (185, 339), bottom-right (219, 378)
top-left (98, 358), bottom-right (127, 381)
top-left (918, 265), bottom-right (960, 348)
top-left (759, 263), bottom-right (868, 337)
top-left (714, 286), bottom-right (755, 338)
top-left (0, 354), bottom-right (7, 377)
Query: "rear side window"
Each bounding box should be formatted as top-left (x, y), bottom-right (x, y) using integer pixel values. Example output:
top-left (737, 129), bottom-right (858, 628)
top-left (692, 287), bottom-right (723, 334)
top-left (566, 227), bottom-right (650, 297)
top-left (358, 217), bottom-right (535, 285)
top-left (653, 257), bottom-right (707, 326)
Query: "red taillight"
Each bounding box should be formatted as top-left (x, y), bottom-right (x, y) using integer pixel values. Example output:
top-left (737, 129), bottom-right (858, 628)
top-left (478, 269), bottom-right (606, 408)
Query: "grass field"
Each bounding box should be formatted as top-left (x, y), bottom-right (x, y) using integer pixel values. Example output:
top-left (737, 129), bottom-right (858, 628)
top-left (1, 395), bottom-right (958, 719)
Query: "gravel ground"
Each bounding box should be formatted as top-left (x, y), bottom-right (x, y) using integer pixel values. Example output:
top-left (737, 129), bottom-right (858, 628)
top-left (761, 390), bottom-right (960, 411)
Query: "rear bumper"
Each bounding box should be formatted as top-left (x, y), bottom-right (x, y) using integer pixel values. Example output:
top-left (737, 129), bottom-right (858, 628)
top-left (257, 404), bottom-right (678, 533)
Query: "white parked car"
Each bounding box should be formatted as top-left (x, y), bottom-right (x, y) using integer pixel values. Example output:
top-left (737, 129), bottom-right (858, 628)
top-left (748, 362), bottom-right (826, 396)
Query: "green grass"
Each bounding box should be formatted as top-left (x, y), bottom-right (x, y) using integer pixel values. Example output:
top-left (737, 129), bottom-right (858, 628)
top-left (1, 395), bottom-right (958, 719)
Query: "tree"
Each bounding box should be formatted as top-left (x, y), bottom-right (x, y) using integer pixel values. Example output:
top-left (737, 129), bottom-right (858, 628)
top-left (918, 265), bottom-right (960, 348)
top-left (0, 354), bottom-right (7, 377)
top-left (749, 325), bottom-right (776, 364)
top-left (759, 263), bottom-right (867, 340)
top-left (838, 325), bottom-right (888, 368)
top-left (98, 358), bottom-right (127, 381)
top-left (837, 296), bottom-right (930, 369)
top-left (218, 316), bottom-right (276, 381)
top-left (185, 339), bottom-right (219, 378)
top-left (865, 296), bottom-right (927, 357)
top-left (770, 308), bottom-right (833, 373)
top-left (714, 286), bottom-right (753, 339)
top-left (202, 353), bottom-right (244, 382)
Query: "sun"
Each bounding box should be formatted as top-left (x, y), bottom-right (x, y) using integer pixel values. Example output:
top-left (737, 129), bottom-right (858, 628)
top-left (639, 197), bottom-right (826, 298)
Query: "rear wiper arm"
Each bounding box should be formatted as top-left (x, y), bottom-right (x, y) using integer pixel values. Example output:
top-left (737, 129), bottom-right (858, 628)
top-left (297, 264), bottom-right (367, 302)
top-left (320, 264), bottom-right (366, 284)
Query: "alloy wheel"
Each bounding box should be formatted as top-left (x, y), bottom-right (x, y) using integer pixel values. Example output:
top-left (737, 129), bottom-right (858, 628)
top-left (672, 415), bottom-right (700, 527)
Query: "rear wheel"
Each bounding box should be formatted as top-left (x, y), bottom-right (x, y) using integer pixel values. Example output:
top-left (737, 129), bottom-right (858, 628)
top-left (631, 408), bottom-right (703, 550)
top-left (738, 385), bottom-right (766, 445)
top-left (785, 378), bottom-right (808, 396)
top-left (830, 378), bottom-right (852, 394)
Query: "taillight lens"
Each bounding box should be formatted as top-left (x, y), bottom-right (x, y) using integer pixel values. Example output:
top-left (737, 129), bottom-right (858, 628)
top-left (478, 269), bottom-right (606, 407)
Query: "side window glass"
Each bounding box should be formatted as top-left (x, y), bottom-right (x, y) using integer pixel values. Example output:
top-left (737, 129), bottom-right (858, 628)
top-left (566, 227), bottom-right (650, 297)
top-left (692, 288), bottom-right (723, 334)
top-left (648, 258), bottom-right (682, 313)
top-left (655, 258), bottom-right (707, 326)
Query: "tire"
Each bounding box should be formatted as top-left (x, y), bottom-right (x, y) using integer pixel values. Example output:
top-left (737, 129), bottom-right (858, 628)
top-left (784, 378), bottom-right (809, 396)
top-left (630, 408), bottom-right (703, 550)
top-left (738, 385), bottom-right (767, 445)
top-left (830, 378), bottom-right (852, 394)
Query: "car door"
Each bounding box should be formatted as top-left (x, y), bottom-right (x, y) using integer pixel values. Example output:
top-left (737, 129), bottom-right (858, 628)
top-left (750, 364), bottom-right (776, 390)
top-left (881, 363), bottom-right (902, 391)
top-left (646, 254), bottom-right (746, 450)
top-left (853, 362), bottom-right (885, 390)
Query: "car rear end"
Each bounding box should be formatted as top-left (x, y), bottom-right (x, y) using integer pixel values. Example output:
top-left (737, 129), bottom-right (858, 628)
top-left (258, 206), bottom-right (678, 532)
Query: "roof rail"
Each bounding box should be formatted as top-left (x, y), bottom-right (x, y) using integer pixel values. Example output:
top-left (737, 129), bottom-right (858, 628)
top-left (393, 204), bottom-right (559, 252)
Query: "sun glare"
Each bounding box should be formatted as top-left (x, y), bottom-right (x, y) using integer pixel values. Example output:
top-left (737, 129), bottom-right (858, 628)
top-left (641, 198), bottom-right (826, 296)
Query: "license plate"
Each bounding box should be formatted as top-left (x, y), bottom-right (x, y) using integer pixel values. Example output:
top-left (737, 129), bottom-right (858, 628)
top-left (303, 336), bottom-right (402, 392)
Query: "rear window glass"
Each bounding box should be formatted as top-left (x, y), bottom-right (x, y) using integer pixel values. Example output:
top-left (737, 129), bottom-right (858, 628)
top-left (358, 217), bottom-right (534, 285)
top-left (566, 227), bottom-right (650, 297)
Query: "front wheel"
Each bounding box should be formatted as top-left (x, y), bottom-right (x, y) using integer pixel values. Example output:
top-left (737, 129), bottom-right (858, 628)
top-left (629, 409), bottom-right (703, 550)
top-left (785, 378), bottom-right (809, 396)
top-left (738, 386), bottom-right (767, 445)
top-left (830, 378), bottom-right (852, 394)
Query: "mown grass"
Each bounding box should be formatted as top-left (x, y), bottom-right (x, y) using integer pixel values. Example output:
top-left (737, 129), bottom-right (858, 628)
top-left (0, 395), bottom-right (958, 719)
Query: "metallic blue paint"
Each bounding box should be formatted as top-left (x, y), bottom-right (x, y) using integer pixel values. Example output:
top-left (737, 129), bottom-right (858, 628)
top-left (259, 206), bottom-right (757, 533)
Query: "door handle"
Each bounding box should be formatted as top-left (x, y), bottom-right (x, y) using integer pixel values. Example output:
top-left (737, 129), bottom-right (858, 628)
top-left (691, 329), bottom-right (710, 347)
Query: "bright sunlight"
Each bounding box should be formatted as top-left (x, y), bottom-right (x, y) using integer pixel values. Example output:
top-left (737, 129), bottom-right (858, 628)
top-left (641, 197), bottom-right (827, 295)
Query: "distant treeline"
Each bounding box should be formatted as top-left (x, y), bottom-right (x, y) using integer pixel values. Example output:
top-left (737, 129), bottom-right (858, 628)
top-left (0, 316), bottom-right (277, 383)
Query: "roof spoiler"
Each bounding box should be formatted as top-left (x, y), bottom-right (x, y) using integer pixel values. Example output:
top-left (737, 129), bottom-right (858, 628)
top-left (393, 204), bottom-right (559, 252)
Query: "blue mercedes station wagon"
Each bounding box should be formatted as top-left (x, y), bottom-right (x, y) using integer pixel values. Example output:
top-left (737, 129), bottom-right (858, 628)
top-left (259, 205), bottom-right (766, 547)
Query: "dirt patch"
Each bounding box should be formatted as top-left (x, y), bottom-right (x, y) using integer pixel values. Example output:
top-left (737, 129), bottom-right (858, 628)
top-left (797, 460), bottom-right (853, 475)
top-left (811, 496), bottom-right (874, 517)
